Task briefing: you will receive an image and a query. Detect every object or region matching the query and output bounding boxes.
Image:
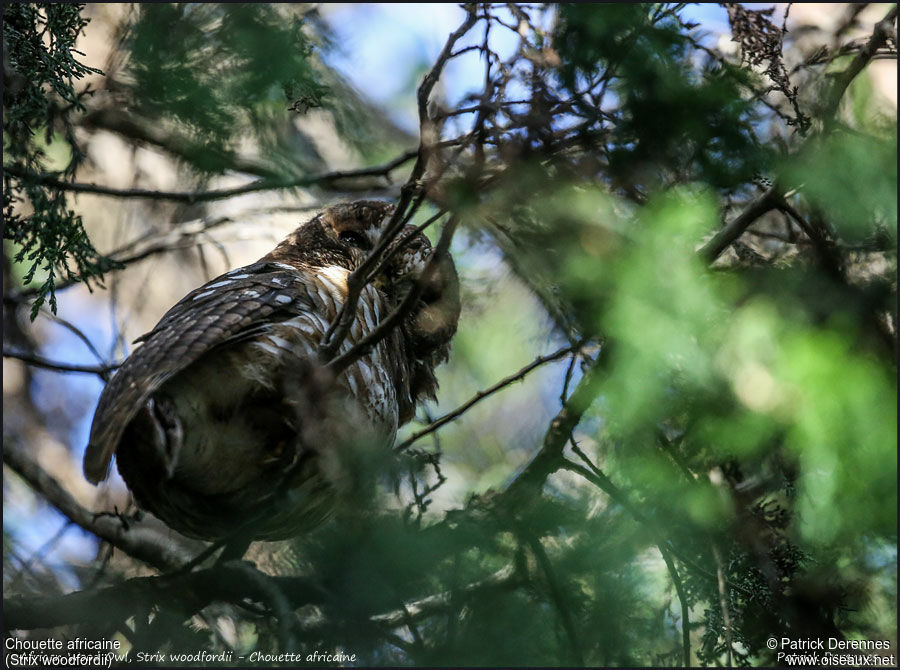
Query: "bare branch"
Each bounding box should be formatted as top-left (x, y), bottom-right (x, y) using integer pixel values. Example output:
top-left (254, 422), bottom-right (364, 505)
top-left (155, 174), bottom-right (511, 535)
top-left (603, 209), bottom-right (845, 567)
top-left (503, 353), bottom-right (607, 499)
top-left (416, 7), bottom-right (481, 123)
top-left (318, 7), bottom-right (479, 363)
top-left (822, 4), bottom-right (898, 123)
top-left (712, 542), bottom-right (734, 666)
top-left (698, 186), bottom-right (780, 264)
top-left (523, 533), bottom-right (584, 666)
top-left (658, 544), bottom-right (692, 668)
top-left (39, 311), bottom-right (109, 366)
top-left (79, 107), bottom-right (281, 179)
top-left (371, 564), bottom-right (521, 627)
top-left (364, 208), bottom-right (448, 293)
top-left (699, 6), bottom-right (897, 265)
top-left (395, 341), bottom-right (585, 452)
top-left (2, 441), bottom-right (187, 572)
top-left (4, 150), bottom-right (417, 204)
top-left (9, 214), bottom-right (238, 299)
top-left (317, 201), bottom-right (422, 362)
top-left (2, 347), bottom-right (119, 379)
top-left (561, 456), bottom-right (756, 599)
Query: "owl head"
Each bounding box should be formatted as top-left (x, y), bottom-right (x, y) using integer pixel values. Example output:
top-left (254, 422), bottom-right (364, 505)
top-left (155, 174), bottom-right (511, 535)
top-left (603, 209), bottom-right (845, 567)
top-left (266, 201), bottom-right (460, 410)
top-left (267, 200), bottom-right (395, 270)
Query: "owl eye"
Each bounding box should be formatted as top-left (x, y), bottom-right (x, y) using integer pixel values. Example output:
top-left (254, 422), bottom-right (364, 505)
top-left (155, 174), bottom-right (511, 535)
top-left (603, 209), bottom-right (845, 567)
top-left (338, 230), bottom-right (371, 250)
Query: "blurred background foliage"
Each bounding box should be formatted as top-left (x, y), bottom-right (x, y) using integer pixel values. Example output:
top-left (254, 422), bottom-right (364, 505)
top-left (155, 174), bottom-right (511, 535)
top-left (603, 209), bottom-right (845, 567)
top-left (3, 3), bottom-right (112, 317)
top-left (3, 2), bottom-right (897, 667)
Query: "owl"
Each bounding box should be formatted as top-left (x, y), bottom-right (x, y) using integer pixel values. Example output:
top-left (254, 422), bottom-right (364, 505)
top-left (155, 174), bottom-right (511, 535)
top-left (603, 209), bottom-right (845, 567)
top-left (83, 201), bottom-right (460, 543)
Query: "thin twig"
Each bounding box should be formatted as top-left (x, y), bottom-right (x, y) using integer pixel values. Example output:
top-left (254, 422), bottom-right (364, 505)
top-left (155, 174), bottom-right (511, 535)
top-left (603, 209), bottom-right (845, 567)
top-left (712, 542), bottom-right (734, 666)
top-left (364, 208), bottom-right (447, 286)
top-left (395, 341), bottom-right (584, 452)
top-left (503, 354), bottom-right (607, 499)
top-left (559, 351), bottom-right (578, 406)
top-left (7, 521), bottom-right (73, 592)
top-left (41, 311), bottom-right (108, 366)
top-left (319, 8), bottom-right (479, 363)
top-left (822, 5), bottom-right (898, 124)
top-left (561, 457), bottom-right (756, 599)
top-left (9, 214), bottom-right (241, 299)
top-left (317, 203), bottom-right (418, 361)
top-left (226, 561), bottom-right (298, 652)
top-left (523, 533), bottom-right (584, 666)
top-left (371, 564), bottom-right (520, 627)
top-left (327, 216), bottom-right (460, 375)
top-left (658, 544), bottom-right (692, 668)
top-left (3, 294), bottom-right (114, 375)
top-left (3, 347), bottom-right (120, 378)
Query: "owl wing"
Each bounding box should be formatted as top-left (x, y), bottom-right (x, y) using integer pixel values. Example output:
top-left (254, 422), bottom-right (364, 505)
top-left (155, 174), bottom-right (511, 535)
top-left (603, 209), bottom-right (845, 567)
top-left (83, 261), bottom-right (319, 484)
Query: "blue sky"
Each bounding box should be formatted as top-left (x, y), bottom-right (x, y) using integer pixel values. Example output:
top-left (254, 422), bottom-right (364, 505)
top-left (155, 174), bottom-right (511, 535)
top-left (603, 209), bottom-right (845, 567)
top-left (321, 3), bottom-right (732, 132)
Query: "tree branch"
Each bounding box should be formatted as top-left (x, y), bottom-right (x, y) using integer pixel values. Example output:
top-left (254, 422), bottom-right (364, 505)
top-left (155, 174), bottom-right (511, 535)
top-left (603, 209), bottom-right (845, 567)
top-left (4, 150), bottom-right (417, 205)
top-left (395, 341), bottom-right (584, 452)
top-left (318, 7), bottom-right (478, 362)
top-left (502, 352), bottom-right (607, 499)
top-left (2, 441), bottom-right (186, 572)
top-left (3, 560), bottom-right (321, 632)
top-left (523, 533), bottom-right (584, 666)
top-left (561, 457), bottom-right (756, 600)
top-left (78, 107), bottom-right (281, 179)
top-left (699, 7), bottom-right (897, 265)
top-left (7, 213), bottom-right (243, 299)
top-left (2, 347), bottom-right (119, 379)
top-left (658, 544), bottom-right (692, 668)
top-left (712, 542), bottom-right (733, 667)
top-left (822, 5), bottom-right (898, 123)
top-left (371, 564), bottom-right (521, 628)
top-left (698, 186), bottom-right (780, 264)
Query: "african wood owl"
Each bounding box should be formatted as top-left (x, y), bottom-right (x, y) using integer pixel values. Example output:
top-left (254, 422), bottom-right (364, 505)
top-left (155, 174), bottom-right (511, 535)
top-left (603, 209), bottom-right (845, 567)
top-left (83, 201), bottom-right (460, 542)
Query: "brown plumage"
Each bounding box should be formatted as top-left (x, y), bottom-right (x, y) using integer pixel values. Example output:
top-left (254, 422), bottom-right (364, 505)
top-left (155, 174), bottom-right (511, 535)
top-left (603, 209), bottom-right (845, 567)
top-left (83, 201), bottom-right (459, 541)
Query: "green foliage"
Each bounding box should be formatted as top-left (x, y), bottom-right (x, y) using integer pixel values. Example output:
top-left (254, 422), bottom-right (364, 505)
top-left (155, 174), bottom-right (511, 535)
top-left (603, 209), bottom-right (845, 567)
top-left (2, 3), bottom-right (115, 318)
top-left (486, 170), bottom-right (896, 661)
top-left (447, 22), bottom-right (896, 645)
top-left (555, 4), bottom-right (768, 188)
top-left (781, 129), bottom-right (898, 244)
top-left (2, 3), bottom-right (341, 318)
top-left (123, 3), bottom-right (329, 175)
top-left (267, 495), bottom-right (684, 667)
